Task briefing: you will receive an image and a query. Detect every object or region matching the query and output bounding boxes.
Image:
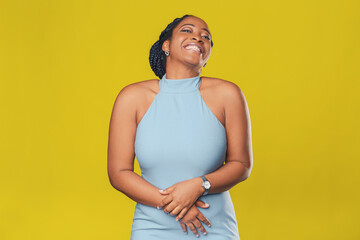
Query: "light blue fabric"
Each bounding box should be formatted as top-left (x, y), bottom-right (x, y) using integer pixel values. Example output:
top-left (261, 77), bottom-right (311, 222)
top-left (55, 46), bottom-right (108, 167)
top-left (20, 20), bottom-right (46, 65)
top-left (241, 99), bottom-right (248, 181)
top-left (131, 73), bottom-right (240, 239)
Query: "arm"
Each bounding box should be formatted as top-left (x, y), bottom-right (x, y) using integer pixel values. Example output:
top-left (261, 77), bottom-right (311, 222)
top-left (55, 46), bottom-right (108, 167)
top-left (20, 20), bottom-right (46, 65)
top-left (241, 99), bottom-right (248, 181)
top-left (107, 83), bottom-right (164, 208)
top-left (159, 82), bottom-right (253, 216)
top-left (204, 82), bottom-right (253, 193)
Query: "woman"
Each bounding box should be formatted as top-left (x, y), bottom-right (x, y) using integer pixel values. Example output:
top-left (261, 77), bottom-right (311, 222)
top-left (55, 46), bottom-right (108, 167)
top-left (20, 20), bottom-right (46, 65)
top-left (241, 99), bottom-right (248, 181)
top-left (107, 14), bottom-right (253, 239)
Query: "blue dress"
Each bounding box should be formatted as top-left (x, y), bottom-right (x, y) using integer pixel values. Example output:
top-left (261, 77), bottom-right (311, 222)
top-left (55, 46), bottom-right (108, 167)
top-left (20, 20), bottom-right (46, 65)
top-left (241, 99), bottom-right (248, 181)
top-left (131, 73), bottom-right (240, 239)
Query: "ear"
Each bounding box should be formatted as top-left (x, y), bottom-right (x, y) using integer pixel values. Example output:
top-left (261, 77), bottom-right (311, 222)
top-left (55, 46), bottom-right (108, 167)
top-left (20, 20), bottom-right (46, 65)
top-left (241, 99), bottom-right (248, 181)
top-left (162, 40), bottom-right (170, 52)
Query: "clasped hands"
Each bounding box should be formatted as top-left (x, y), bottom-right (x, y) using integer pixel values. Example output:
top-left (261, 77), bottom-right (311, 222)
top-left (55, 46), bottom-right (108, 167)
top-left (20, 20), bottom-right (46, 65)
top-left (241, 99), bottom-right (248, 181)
top-left (156, 177), bottom-right (211, 237)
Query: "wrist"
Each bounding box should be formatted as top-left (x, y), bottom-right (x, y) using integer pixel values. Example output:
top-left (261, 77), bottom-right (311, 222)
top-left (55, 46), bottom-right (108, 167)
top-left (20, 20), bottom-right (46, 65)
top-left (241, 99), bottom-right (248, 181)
top-left (199, 175), bottom-right (211, 196)
top-left (196, 177), bottom-right (205, 196)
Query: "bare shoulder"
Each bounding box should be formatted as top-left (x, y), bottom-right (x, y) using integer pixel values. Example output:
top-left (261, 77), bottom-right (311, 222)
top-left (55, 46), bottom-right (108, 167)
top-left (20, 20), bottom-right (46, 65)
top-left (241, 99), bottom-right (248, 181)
top-left (202, 76), bottom-right (244, 100)
top-left (114, 79), bottom-right (159, 103)
top-left (111, 78), bottom-right (159, 115)
top-left (202, 76), bottom-right (248, 120)
top-left (117, 78), bottom-right (159, 95)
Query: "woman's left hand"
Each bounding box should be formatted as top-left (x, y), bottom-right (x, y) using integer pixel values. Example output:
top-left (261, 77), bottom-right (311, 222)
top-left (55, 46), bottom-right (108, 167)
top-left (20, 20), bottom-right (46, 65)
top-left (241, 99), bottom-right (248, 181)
top-left (157, 177), bottom-right (204, 219)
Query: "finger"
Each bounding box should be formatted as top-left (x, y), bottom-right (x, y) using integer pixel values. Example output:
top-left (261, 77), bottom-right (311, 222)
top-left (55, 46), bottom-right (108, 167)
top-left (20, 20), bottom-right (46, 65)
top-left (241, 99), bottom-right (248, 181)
top-left (193, 218), bottom-right (208, 236)
top-left (186, 222), bottom-right (199, 238)
top-left (179, 222), bottom-right (187, 234)
top-left (175, 207), bottom-right (190, 221)
top-left (195, 200), bottom-right (210, 209)
top-left (157, 196), bottom-right (173, 209)
top-left (163, 201), bottom-right (178, 214)
top-left (195, 199), bottom-right (204, 206)
top-left (159, 189), bottom-right (170, 195)
top-left (169, 205), bottom-right (185, 217)
top-left (197, 212), bottom-right (211, 228)
top-left (159, 186), bottom-right (174, 194)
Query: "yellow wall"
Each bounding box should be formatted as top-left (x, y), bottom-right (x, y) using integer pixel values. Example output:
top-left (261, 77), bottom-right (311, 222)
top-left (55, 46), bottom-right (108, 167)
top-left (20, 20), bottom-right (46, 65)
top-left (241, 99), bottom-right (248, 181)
top-left (0, 0), bottom-right (359, 239)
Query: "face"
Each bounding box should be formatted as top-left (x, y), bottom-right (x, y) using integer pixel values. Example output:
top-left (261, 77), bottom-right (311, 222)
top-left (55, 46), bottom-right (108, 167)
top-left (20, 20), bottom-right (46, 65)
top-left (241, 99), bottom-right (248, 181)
top-left (162, 16), bottom-right (212, 69)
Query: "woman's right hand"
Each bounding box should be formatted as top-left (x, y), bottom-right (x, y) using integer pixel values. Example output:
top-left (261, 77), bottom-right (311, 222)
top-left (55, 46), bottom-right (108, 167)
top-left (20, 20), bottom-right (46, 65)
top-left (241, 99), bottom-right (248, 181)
top-left (178, 199), bottom-right (211, 237)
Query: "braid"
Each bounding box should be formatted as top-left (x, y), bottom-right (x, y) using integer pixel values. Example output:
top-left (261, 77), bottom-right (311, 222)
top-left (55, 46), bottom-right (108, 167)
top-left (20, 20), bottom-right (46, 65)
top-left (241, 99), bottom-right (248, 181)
top-left (149, 15), bottom-right (191, 79)
top-left (149, 40), bottom-right (166, 80)
top-left (149, 14), bottom-right (214, 79)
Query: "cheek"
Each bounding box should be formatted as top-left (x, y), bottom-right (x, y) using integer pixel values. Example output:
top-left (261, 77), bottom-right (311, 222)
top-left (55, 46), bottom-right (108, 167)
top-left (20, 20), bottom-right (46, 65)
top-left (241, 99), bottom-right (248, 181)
top-left (169, 41), bottom-right (183, 53)
top-left (206, 47), bottom-right (212, 55)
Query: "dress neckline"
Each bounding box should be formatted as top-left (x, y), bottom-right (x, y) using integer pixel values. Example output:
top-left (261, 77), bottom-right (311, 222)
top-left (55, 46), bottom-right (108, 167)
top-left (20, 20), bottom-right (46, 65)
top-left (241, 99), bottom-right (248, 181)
top-left (159, 73), bottom-right (201, 93)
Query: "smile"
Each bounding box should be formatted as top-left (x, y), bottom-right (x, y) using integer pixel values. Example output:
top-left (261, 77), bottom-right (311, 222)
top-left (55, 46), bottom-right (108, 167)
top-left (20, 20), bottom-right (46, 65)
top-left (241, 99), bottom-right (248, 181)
top-left (183, 43), bottom-right (204, 54)
top-left (185, 47), bottom-right (201, 54)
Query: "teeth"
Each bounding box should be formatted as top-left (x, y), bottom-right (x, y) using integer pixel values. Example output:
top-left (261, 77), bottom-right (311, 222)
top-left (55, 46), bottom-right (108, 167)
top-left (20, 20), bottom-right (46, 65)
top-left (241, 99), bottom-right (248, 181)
top-left (185, 45), bottom-right (201, 53)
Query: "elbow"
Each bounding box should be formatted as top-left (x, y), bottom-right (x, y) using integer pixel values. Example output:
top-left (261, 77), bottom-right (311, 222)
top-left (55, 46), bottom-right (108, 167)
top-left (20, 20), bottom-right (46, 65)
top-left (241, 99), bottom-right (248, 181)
top-left (243, 169), bottom-right (251, 181)
top-left (243, 162), bottom-right (253, 181)
top-left (108, 172), bottom-right (119, 190)
top-left (238, 169), bottom-right (250, 182)
top-left (238, 159), bottom-right (253, 182)
top-left (107, 169), bottom-right (127, 192)
top-left (108, 175), bottom-right (118, 190)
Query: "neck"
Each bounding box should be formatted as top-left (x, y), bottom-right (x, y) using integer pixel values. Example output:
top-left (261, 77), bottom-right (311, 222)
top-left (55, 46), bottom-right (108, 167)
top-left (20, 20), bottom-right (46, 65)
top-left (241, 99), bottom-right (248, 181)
top-left (165, 61), bottom-right (202, 80)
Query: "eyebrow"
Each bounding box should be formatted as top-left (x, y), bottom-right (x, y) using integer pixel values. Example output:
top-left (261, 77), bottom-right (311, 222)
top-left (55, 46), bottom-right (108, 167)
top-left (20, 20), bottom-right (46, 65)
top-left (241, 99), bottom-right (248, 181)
top-left (179, 23), bottom-right (212, 37)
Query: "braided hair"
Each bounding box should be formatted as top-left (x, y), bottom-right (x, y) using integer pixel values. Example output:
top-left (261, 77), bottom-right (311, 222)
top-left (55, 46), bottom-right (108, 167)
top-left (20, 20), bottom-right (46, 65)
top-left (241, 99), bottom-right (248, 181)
top-left (149, 14), bottom-right (214, 79)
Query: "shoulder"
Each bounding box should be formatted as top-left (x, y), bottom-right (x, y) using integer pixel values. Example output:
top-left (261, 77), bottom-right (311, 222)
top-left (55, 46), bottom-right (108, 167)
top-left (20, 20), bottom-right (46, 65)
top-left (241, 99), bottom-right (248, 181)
top-left (201, 76), bottom-right (245, 102)
top-left (112, 79), bottom-right (159, 110)
top-left (114, 79), bottom-right (159, 101)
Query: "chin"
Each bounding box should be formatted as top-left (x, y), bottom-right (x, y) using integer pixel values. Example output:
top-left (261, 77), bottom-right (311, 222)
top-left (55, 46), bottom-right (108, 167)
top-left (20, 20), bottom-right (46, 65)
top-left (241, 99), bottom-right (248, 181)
top-left (184, 61), bottom-right (202, 68)
top-left (182, 57), bottom-right (203, 66)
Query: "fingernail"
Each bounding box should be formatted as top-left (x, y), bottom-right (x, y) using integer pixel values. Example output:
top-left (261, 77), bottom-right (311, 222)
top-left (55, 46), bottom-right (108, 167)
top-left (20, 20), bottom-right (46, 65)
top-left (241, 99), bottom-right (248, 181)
top-left (176, 218), bottom-right (179, 221)
top-left (157, 206), bottom-right (160, 209)
top-left (204, 231), bottom-right (207, 235)
top-left (205, 203), bottom-right (209, 207)
top-left (208, 224), bottom-right (211, 228)
top-left (196, 234), bottom-right (199, 237)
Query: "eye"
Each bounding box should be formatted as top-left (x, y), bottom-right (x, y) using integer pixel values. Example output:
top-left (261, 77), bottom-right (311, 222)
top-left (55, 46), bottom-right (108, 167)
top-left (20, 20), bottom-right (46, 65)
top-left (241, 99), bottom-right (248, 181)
top-left (181, 28), bottom-right (211, 40)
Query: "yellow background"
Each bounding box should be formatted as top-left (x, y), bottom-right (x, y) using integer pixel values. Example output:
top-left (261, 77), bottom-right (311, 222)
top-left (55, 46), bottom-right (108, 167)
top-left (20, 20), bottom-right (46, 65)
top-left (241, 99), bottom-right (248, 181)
top-left (1, 0), bottom-right (359, 239)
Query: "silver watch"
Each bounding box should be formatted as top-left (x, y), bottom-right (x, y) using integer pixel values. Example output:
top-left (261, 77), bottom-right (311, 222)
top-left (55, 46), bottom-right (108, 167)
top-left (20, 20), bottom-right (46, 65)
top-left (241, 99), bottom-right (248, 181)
top-left (200, 175), bottom-right (211, 196)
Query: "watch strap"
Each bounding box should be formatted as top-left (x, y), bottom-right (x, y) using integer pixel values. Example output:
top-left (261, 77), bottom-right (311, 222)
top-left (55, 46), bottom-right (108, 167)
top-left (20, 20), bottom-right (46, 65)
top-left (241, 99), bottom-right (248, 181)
top-left (200, 175), bottom-right (210, 196)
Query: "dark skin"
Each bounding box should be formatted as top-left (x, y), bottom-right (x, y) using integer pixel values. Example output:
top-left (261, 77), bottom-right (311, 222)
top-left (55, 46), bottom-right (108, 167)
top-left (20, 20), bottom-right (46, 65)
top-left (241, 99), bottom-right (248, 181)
top-left (107, 16), bottom-right (253, 237)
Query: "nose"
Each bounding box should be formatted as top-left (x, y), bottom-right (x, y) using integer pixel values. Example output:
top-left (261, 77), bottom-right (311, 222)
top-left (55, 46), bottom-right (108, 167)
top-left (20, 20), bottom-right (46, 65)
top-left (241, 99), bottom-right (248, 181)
top-left (191, 36), bottom-right (203, 43)
top-left (190, 30), bottom-right (203, 42)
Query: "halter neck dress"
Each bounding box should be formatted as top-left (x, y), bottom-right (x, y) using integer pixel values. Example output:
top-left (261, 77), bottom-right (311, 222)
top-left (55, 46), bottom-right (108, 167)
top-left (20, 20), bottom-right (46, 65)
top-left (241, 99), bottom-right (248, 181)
top-left (131, 73), bottom-right (240, 239)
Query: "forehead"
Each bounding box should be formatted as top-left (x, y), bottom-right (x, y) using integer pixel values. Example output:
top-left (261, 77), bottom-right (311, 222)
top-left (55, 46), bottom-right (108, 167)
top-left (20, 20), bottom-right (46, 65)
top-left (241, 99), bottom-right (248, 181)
top-left (176, 17), bottom-right (209, 30)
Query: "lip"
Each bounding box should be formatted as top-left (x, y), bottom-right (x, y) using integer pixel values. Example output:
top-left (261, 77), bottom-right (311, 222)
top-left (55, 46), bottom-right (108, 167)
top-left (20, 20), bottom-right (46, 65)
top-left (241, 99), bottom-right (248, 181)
top-left (183, 42), bottom-right (204, 54)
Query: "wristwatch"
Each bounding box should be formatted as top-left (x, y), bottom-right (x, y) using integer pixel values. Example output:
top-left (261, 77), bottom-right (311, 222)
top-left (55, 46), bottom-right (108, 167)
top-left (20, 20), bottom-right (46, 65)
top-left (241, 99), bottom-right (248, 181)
top-left (200, 175), bottom-right (211, 196)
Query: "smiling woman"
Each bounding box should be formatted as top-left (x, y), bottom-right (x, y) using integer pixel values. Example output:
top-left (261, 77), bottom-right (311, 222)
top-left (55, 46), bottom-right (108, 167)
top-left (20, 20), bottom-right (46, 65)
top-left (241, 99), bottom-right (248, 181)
top-left (149, 15), bottom-right (214, 80)
top-left (107, 14), bottom-right (253, 240)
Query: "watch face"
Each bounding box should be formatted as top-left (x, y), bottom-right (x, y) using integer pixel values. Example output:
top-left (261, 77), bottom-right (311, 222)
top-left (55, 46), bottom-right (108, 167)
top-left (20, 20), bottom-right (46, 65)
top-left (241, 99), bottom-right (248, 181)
top-left (204, 181), bottom-right (211, 189)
